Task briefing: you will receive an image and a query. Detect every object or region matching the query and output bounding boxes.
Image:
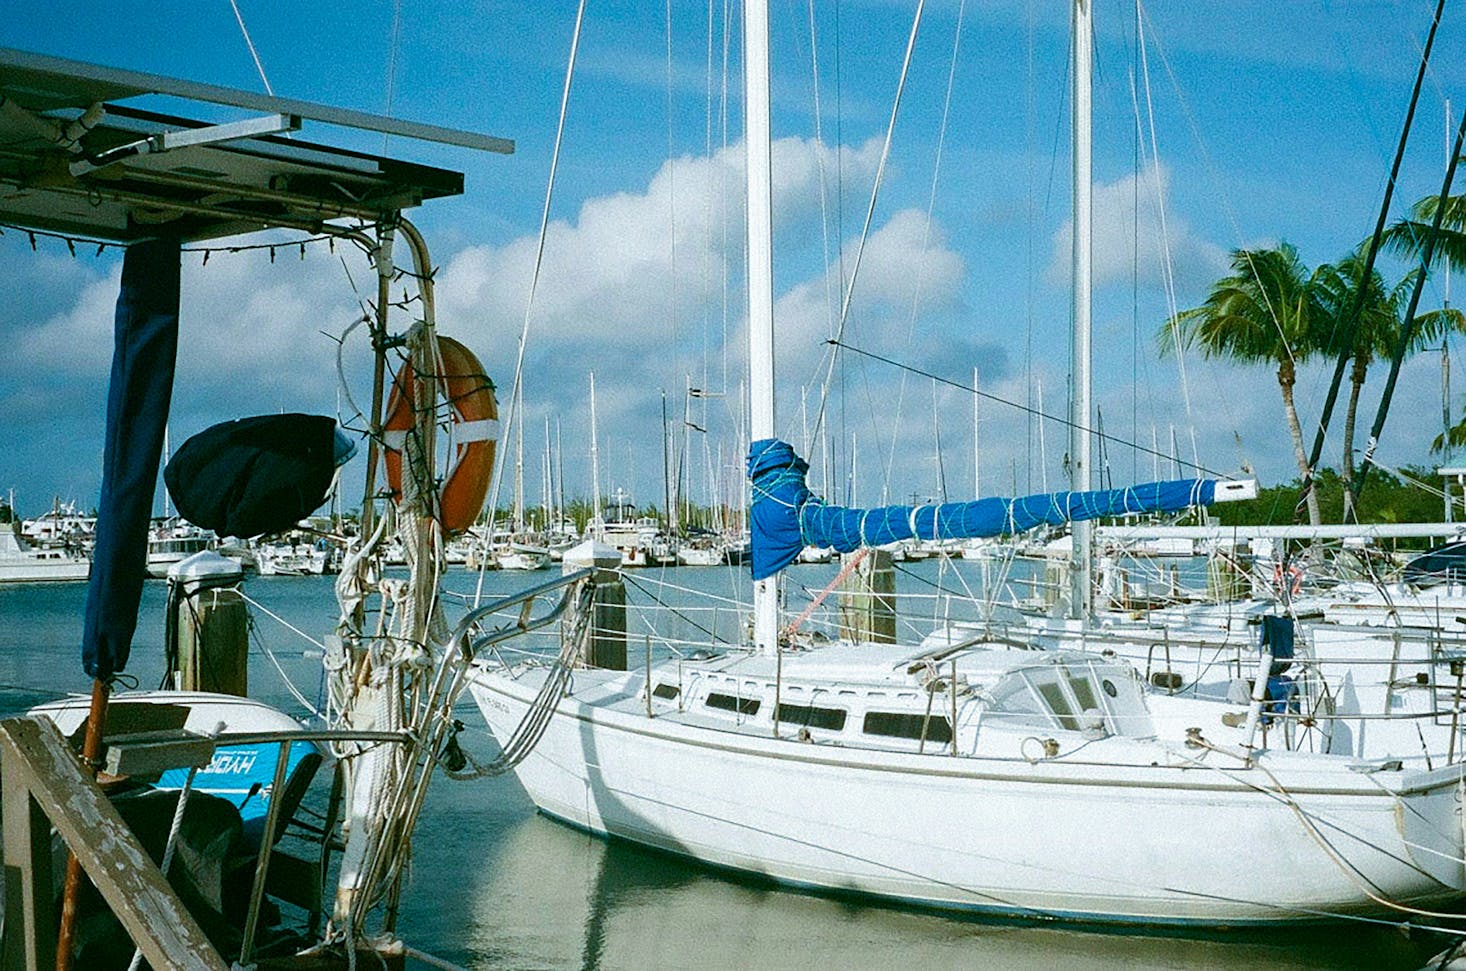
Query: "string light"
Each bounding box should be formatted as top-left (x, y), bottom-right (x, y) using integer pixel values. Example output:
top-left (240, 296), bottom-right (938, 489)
top-left (0, 221), bottom-right (374, 263)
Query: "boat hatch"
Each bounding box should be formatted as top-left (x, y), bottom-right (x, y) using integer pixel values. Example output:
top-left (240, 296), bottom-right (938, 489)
top-left (985, 663), bottom-right (1152, 738)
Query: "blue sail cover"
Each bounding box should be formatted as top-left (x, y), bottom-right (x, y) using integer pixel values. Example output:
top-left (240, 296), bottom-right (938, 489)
top-left (748, 438), bottom-right (1217, 581)
top-left (82, 238), bottom-right (181, 679)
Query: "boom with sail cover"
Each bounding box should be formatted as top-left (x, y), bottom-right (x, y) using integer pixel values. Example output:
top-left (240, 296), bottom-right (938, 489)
top-left (748, 438), bottom-right (1255, 580)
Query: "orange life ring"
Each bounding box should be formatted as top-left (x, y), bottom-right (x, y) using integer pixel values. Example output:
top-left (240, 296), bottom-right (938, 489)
top-left (382, 336), bottom-right (498, 534)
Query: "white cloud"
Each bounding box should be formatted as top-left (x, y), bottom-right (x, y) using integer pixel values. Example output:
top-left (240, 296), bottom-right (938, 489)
top-left (1046, 163), bottom-right (1228, 294)
top-left (1, 134), bottom-right (971, 512)
top-left (437, 135), bottom-right (885, 356)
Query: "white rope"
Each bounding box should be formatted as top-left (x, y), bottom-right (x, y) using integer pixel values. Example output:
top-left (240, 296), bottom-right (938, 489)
top-left (243, 608), bottom-right (323, 718)
top-left (126, 764), bottom-right (199, 971)
top-left (237, 590), bottom-right (327, 651)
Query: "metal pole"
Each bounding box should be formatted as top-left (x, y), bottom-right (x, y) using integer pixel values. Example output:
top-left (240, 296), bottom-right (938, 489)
top-left (746, 0), bottom-right (779, 656)
top-left (1068, 0), bottom-right (1093, 620)
top-left (239, 742), bottom-right (294, 966)
top-left (950, 660), bottom-right (959, 756)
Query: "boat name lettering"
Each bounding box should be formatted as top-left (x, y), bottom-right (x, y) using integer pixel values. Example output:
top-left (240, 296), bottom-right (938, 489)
top-left (205, 750), bottom-right (259, 775)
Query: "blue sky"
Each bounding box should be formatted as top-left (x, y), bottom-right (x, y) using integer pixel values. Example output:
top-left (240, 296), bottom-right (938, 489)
top-left (3, 1), bottom-right (1465, 520)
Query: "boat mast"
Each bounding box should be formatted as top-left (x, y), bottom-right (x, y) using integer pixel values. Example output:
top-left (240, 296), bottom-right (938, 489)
top-left (746, 0), bottom-right (778, 655)
top-left (972, 366), bottom-right (981, 499)
top-left (1068, 0), bottom-right (1094, 620)
top-left (590, 370), bottom-right (603, 533)
top-left (514, 382), bottom-right (525, 533)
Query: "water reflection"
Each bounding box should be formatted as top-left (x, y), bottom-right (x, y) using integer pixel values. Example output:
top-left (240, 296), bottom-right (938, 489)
top-left (398, 774), bottom-right (1446, 971)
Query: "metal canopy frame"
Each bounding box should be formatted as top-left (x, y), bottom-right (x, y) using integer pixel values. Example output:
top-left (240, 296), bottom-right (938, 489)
top-left (0, 47), bottom-right (513, 243)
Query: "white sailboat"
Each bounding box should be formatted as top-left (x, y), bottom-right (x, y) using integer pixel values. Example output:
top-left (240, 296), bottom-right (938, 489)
top-left (469, 0), bottom-right (1466, 926)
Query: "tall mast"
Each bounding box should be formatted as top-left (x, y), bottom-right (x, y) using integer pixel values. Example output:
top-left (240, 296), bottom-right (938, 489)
top-left (1068, 0), bottom-right (1094, 620)
top-left (543, 414), bottom-right (552, 532)
top-left (556, 416), bottom-right (566, 531)
top-left (972, 366), bottom-right (981, 499)
top-left (514, 383), bottom-right (525, 533)
top-left (746, 0), bottom-right (778, 655)
top-left (590, 371), bottom-right (603, 531)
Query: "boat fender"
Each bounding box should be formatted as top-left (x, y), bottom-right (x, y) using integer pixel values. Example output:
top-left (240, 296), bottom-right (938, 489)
top-left (382, 336), bottom-right (498, 534)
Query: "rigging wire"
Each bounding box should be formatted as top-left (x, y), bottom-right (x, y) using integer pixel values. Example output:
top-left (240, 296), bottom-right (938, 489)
top-left (810, 0), bottom-right (926, 454)
top-left (829, 338), bottom-right (1236, 480)
top-left (473, 0), bottom-right (587, 609)
top-left (1133, 2), bottom-right (1200, 474)
top-left (227, 0), bottom-right (276, 96)
top-left (1357, 103), bottom-right (1466, 505)
top-left (1299, 0), bottom-right (1448, 518)
top-left (382, 0), bottom-right (403, 154)
top-left (881, 0), bottom-right (967, 511)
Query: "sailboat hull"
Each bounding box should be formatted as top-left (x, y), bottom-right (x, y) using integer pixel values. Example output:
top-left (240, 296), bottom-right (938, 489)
top-left (470, 666), bottom-right (1466, 926)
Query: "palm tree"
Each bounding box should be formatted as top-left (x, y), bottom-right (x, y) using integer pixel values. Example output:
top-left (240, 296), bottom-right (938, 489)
top-left (1309, 249), bottom-right (1462, 518)
top-left (1161, 243), bottom-right (1324, 525)
top-left (1384, 196), bottom-right (1466, 463)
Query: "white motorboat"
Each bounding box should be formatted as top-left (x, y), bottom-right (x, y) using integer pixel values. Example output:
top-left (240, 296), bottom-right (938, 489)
top-left (0, 527), bottom-right (90, 583)
top-left (498, 546), bottom-right (551, 571)
top-left (255, 541), bottom-right (329, 576)
top-left (145, 519), bottom-right (215, 578)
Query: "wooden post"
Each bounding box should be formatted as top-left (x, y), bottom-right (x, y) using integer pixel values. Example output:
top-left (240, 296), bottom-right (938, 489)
top-left (837, 549), bottom-right (896, 644)
top-left (3, 746), bottom-right (55, 970)
top-left (563, 541), bottom-right (626, 670)
top-left (177, 588), bottom-right (249, 695)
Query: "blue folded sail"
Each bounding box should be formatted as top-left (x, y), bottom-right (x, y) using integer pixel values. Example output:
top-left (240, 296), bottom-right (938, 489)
top-left (747, 438), bottom-right (1219, 581)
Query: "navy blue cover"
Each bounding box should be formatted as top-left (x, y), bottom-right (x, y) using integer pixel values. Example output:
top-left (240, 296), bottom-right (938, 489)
top-left (82, 238), bottom-right (180, 679)
top-left (165, 413), bottom-right (342, 538)
top-left (748, 437), bottom-right (1218, 581)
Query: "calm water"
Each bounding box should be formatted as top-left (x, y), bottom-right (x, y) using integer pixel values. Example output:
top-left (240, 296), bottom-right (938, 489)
top-left (0, 564), bottom-right (1454, 970)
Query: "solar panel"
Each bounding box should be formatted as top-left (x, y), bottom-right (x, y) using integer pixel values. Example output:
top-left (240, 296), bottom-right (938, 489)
top-left (0, 47), bottom-right (513, 243)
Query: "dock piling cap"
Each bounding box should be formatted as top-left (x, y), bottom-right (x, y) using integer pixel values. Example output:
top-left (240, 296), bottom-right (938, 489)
top-left (563, 540), bottom-right (622, 579)
top-left (166, 549), bottom-right (244, 591)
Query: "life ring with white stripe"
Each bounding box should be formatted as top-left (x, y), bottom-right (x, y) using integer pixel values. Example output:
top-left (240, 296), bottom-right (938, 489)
top-left (382, 336), bottom-right (498, 534)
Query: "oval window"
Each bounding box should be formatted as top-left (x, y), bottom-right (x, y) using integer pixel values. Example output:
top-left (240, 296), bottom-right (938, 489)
top-left (1101, 679), bottom-right (1118, 698)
